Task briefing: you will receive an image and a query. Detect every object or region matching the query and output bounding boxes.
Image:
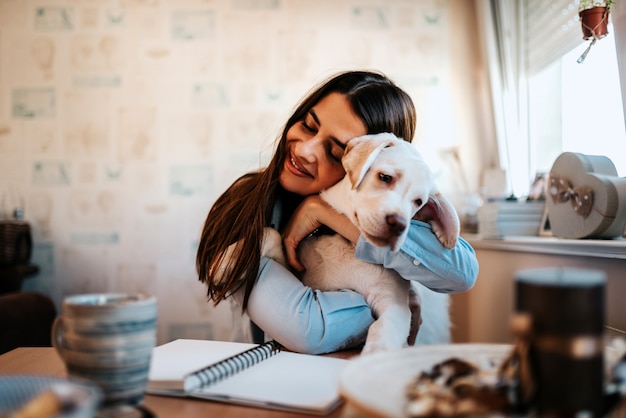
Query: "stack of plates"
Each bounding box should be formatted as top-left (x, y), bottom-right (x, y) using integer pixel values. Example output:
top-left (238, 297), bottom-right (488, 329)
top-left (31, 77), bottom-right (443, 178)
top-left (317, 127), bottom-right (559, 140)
top-left (477, 200), bottom-right (545, 238)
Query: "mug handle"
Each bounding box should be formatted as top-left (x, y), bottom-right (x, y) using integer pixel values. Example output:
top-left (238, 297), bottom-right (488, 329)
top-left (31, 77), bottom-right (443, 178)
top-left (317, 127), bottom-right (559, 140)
top-left (51, 316), bottom-right (67, 356)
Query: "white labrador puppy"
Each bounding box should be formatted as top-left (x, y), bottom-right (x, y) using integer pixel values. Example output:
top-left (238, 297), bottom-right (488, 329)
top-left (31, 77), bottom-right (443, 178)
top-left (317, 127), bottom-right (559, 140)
top-left (262, 132), bottom-right (460, 354)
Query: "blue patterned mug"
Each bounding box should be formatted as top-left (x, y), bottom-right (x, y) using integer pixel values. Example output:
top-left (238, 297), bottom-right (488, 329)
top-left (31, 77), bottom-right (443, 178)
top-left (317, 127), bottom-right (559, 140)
top-left (52, 293), bottom-right (157, 408)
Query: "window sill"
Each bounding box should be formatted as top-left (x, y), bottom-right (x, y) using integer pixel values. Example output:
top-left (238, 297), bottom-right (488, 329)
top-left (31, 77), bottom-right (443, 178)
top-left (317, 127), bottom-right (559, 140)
top-left (463, 234), bottom-right (626, 260)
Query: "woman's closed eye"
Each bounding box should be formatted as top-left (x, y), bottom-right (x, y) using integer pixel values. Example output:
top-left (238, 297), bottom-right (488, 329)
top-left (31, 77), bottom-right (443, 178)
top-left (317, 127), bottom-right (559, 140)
top-left (301, 120), bottom-right (316, 133)
top-left (326, 143), bottom-right (343, 163)
top-left (300, 120), bottom-right (343, 163)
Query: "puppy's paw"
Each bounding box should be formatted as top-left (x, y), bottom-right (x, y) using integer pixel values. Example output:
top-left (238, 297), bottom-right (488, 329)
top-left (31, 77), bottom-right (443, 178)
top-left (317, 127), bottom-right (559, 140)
top-left (361, 318), bottom-right (408, 355)
top-left (261, 227), bottom-right (287, 267)
top-left (362, 335), bottom-right (406, 355)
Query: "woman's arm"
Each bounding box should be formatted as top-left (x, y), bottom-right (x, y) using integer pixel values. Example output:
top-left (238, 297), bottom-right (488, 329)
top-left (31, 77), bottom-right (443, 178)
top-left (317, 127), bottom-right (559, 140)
top-left (282, 196), bottom-right (477, 292)
top-left (232, 257), bottom-right (374, 354)
top-left (282, 195), bottom-right (358, 271)
top-left (355, 220), bottom-right (478, 293)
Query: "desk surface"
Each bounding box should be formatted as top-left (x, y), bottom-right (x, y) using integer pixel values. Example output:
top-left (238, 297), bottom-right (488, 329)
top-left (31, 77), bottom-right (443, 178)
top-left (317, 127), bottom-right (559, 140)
top-left (0, 347), bottom-right (360, 418)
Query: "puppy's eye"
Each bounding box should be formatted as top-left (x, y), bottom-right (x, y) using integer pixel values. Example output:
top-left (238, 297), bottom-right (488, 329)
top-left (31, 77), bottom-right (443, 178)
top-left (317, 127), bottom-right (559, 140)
top-left (414, 199), bottom-right (423, 207)
top-left (379, 173), bottom-right (392, 183)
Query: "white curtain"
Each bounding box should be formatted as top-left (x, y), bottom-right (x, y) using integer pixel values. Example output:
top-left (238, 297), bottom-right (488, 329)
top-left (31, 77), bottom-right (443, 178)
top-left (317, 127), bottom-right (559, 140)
top-left (475, 0), bottom-right (528, 197)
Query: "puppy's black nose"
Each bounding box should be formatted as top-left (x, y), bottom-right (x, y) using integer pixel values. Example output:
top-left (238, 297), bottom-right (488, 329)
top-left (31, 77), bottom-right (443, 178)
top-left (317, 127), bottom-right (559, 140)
top-left (386, 214), bottom-right (406, 236)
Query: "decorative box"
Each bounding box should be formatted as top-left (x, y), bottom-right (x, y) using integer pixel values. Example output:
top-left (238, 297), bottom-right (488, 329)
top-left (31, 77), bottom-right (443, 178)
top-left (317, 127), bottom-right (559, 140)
top-left (546, 152), bottom-right (626, 239)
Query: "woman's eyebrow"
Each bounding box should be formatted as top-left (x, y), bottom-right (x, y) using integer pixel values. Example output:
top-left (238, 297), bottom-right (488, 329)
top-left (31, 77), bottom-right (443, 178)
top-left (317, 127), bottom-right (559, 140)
top-left (309, 109), bottom-right (320, 125)
top-left (309, 109), bottom-right (347, 150)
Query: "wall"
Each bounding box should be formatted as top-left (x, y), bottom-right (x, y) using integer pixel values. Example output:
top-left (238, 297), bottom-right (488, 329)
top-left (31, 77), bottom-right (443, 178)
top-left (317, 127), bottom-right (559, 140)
top-left (450, 242), bottom-right (626, 344)
top-left (0, 0), bottom-right (492, 344)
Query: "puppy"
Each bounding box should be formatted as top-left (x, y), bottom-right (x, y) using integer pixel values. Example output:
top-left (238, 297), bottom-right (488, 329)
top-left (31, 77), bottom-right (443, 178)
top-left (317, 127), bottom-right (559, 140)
top-left (263, 132), bottom-right (460, 354)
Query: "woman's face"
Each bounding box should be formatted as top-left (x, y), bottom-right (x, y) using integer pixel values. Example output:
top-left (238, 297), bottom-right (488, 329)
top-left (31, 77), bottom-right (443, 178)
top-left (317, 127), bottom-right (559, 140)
top-left (280, 92), bottom-right (367, 196)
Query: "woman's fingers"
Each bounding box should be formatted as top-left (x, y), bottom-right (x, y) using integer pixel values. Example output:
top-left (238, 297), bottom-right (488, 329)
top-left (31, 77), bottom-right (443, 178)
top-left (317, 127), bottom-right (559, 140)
top-left (282, 196), bottom-right (324, 272)
top-left (284, 235), bottom-right (305, 272)
top-left (407, 283), bottom-right (422, 345)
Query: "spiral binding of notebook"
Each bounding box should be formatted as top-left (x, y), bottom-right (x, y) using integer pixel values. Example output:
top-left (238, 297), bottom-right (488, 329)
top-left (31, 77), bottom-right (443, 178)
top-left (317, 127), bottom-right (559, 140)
top-left (193, 340), bottom-right (281, 388)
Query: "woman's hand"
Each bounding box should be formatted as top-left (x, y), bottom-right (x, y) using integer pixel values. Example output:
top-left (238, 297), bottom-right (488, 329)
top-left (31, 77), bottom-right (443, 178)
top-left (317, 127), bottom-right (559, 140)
top-left (282, 195), bottom-right (359, 272)
top-left (407, 283), bottom-right (422, 345)
top-left (282, 196), bottom-right (325, 271)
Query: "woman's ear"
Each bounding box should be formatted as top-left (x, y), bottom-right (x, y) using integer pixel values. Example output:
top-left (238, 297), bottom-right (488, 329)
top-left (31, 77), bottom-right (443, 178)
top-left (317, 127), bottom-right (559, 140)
top-left (414, 192), bottom-right (460, 249)
top-left (343, 133), bottom-right (395, 189)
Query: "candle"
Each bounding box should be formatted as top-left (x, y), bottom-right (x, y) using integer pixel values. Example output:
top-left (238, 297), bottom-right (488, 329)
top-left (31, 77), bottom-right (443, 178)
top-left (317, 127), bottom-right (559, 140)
top-left (515, 267), bottom-right (606, 416)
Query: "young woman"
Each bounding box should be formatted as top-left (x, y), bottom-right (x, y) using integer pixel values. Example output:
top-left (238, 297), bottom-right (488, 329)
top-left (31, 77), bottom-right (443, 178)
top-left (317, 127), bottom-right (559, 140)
top-left (196, 70), bottom-right (478, 354)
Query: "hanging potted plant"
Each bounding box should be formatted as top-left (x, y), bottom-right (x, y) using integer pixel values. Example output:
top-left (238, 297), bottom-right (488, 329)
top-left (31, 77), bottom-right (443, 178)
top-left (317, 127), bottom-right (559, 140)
top-left (578, 0), bottom-right (614, 40)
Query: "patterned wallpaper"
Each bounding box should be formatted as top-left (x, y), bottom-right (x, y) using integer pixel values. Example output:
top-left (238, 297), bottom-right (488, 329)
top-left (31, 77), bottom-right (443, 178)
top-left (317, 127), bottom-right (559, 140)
top-left (0, 0), bottom-right (483, 344)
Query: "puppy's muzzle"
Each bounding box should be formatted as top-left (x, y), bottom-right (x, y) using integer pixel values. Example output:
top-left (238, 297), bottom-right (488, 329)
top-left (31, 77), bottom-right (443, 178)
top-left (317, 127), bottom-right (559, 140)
top-left (384, 214), bottom-right (408, 252)
top-left (386, 214), bottom-right (407, 236)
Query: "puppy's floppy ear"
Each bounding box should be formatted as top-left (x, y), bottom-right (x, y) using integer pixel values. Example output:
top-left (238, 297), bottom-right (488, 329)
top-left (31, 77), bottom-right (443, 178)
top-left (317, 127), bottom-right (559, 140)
top-left (343, 133), bottom-right (396, 189)
top-left (414, 192), bottom-right (460, 249)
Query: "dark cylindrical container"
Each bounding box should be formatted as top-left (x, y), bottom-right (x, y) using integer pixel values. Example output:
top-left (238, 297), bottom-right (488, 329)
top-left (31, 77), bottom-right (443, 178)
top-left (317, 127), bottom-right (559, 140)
top-left (516, 267), bottom-right (606, 417)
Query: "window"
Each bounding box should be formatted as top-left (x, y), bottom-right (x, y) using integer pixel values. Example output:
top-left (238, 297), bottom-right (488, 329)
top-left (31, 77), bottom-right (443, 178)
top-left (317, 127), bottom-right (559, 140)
top-left (480, 0), bottom-right (626, 197)
top-left (528, 22), bottom-right (626, 181)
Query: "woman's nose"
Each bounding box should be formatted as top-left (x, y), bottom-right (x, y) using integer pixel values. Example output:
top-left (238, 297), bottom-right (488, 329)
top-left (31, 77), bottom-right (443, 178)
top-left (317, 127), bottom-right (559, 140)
top-left (297, 135), bottom-right (322, 163)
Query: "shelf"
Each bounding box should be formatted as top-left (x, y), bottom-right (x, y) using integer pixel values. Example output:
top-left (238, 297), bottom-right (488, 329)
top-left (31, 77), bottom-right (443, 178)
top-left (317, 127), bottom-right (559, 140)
top-left (464, 234), bottom-right (626, 260)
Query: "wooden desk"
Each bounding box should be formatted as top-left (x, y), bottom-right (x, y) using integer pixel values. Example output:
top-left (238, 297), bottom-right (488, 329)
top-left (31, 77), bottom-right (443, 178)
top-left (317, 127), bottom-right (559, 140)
top-left (0, 347), bottom-right (360, 418)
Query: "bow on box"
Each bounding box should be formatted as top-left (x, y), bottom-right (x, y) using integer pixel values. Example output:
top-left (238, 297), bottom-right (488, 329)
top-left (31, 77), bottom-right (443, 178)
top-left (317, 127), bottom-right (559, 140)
top-left (548, 176), bottom-right (594, 218)
top-left (546, 152), bottom-right (626, 239)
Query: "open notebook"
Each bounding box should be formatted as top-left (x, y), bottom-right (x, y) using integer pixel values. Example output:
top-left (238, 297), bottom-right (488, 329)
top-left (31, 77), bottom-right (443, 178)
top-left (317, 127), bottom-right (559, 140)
top-left (146, 339), bottom-right (348, 415)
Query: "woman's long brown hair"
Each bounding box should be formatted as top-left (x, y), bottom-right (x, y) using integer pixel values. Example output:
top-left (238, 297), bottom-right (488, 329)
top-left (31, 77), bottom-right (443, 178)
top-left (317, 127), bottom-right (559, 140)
top-left (196, 70), bottom-right (417, 310)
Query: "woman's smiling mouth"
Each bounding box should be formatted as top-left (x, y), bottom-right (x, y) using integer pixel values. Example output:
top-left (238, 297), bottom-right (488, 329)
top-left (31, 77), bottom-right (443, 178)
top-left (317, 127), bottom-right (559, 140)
top-left (287, 153), bottom-right (313, 178)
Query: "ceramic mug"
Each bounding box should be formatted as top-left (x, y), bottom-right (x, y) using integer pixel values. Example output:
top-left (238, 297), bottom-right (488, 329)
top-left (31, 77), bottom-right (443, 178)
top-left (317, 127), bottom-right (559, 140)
top-left (52, 293), bottom-right (157, 408)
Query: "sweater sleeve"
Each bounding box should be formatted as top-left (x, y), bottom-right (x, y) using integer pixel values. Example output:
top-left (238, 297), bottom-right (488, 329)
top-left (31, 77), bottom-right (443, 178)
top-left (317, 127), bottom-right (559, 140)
top-left (354, 220), bottom-right (479, 293)
top-left (235, 257), bottom-right (375, 354)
